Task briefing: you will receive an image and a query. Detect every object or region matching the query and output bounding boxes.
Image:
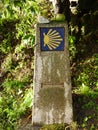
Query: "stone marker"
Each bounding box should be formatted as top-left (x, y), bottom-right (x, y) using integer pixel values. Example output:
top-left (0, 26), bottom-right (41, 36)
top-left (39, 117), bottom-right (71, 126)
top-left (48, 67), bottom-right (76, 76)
top-left (33, 23), bottom-right (73, 128)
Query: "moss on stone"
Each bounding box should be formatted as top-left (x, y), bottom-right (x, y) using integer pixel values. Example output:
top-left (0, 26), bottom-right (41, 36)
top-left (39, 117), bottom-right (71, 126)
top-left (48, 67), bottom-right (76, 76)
top-left (40, 124), bottom-right (69, 130)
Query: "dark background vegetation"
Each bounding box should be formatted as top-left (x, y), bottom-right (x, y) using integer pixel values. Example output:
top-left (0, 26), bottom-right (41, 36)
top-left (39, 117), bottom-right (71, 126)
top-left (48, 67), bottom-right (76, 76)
top-left (0, 0), bottom-right (98, 129)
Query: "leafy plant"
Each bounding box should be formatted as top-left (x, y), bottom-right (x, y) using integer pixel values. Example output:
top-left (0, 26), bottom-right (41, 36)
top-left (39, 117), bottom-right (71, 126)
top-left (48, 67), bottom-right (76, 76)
top-left (73, 54), bottom-right (98, 91)
top-left (0, 0), bottom-right (37, 129)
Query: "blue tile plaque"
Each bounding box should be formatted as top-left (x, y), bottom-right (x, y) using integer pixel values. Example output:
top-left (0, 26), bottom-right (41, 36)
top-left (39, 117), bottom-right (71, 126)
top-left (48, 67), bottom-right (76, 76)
top-left (40, 27), bottom-right (65, 51)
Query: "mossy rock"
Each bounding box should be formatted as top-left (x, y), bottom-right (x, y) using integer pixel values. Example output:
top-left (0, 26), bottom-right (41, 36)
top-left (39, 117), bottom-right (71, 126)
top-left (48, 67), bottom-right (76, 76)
top-left (40, 124), bottom-right (69, 130)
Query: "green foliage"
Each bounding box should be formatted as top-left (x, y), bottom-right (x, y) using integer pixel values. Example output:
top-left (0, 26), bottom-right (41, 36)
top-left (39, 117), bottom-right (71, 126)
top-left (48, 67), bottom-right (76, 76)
top-left (73, 54), bottom-right (98, 91)
top-left (0, 0), bottom-right (37, 129)
top-left (69, 1), bottom-right (98, 129)
top-left (0, 85), bottom-right (33, 130)
top-left (40, 124), bottom-right (67, 130)
top-left (0, 0), bottom-right (38, 54)
top-left (69, 35), bottom-right (76, 60)
top-left (40, 122), bottom-right (78, 130)
top-left (37, 0), bottom-right (53, 20)
top-left (0, 76), bottom-right (33, 129)
top-left (0, 18), bottom-right (18, 53)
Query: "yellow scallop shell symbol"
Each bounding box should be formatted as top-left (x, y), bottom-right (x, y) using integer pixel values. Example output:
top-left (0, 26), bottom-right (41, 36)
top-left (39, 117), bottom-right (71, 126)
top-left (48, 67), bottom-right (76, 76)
top-left (43, 29), bottom-right (63, 50)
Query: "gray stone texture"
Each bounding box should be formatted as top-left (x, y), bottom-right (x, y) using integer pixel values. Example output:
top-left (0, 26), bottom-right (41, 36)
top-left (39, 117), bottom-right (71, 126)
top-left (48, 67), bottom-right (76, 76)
top-left (33, 23), bottom-right (73, 126)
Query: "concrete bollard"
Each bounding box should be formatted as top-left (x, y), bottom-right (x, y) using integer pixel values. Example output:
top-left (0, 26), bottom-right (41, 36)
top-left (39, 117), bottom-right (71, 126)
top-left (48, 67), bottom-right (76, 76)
top-left (33, 23), bottom-right (73, 128)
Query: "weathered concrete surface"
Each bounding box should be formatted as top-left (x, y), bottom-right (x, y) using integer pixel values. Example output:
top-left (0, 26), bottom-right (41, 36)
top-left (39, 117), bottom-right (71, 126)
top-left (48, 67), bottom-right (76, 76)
top-left (33, 23), bottom-right (73, 126)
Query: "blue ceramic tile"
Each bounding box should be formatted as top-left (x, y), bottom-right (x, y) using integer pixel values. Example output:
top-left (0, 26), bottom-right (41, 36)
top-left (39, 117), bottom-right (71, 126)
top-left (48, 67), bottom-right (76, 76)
top-left (40, 27), bottom-right (65, 51)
